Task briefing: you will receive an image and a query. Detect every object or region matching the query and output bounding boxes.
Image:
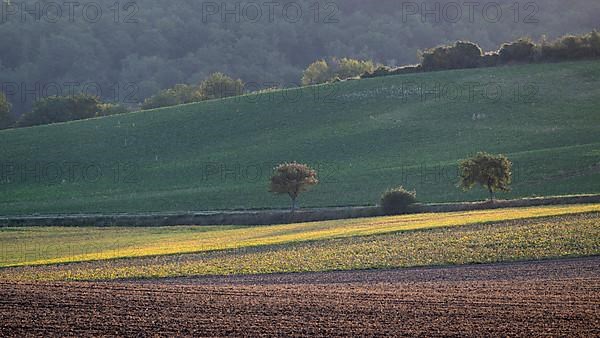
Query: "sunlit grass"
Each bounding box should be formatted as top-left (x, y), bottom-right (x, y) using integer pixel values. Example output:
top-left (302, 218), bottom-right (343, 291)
top-left (1, 203), bottom-right (599, 268)
top-left (1, 211), bottom-right (598, 281)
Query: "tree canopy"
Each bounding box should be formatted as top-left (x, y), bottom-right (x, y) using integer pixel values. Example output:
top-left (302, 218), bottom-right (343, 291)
top-left (17, 94), bottom-right (105, 127)
top-left (1, 0), bottom-right (598, 115)
top-left (458, 152), bottom-right (512, 201)
top-left (269, 162), bottom-right (318, 210)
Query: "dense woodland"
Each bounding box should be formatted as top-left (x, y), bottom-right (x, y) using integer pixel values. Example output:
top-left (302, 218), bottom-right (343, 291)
top-left (1, 0), bottom-right (599, 118)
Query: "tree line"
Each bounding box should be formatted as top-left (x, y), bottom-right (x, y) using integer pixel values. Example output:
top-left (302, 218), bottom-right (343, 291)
top-left (3, 29), bottom-right (599, 129)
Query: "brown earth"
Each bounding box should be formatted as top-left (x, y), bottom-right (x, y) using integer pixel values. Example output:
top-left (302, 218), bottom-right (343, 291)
top-left (0, 257), bottom-right (599, 337)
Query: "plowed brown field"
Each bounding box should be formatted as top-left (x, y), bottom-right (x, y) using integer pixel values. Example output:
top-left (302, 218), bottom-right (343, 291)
top-left (1, 257), bottom-right (599, 337)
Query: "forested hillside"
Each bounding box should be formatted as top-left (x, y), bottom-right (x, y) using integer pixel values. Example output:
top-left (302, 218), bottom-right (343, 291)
top-left (1, 0), bottom-right (599, 115)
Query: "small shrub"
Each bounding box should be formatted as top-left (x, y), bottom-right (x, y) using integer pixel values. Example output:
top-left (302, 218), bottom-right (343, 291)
top-left (380, 187), bottom-right (417, 215)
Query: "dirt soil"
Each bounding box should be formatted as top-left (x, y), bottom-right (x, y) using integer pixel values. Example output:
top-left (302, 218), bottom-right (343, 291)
top-left (1, 257), bottom-right (599, 337)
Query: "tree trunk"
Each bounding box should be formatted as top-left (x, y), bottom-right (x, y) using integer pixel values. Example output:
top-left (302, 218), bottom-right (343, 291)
top-left (488, 185), bottom-right (494, 202)
top-left (290, 196), bottom-right (297, 211)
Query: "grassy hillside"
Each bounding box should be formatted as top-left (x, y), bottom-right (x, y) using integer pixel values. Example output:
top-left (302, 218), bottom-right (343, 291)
top-left (1, 204), bottom-right (598, 280)
top-left (1, 61), bottom-right (600, 214)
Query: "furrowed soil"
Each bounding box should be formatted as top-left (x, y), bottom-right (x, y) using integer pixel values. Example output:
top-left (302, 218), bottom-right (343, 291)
top-left (1, 257), bottom-right (599, 337)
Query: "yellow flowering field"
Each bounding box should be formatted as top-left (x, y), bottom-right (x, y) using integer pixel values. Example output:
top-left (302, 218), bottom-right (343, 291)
top-left (0, 204), bottom-right (598, 281)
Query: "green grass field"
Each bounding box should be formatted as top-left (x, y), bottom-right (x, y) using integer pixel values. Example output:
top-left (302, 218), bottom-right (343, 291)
top-left (1, 61), bottom-right (600, 214)
top-left (1, 204), bottom-right (598, 281)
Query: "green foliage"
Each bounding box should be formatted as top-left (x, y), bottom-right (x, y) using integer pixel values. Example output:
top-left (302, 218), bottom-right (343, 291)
top-left (141, 74), bottom-right (243, 110)
top-left (1, 0), bottom-right (599, 115)
top-left (198, 73), bottom-right (245, 100)
top-left (459, 152), bottom-right (512, 201)
top-left (499, 39), bottom-right (536, 63)
top-left (421, 41), bottom-right (483, 71)
top-left (302, 58), bottom-right (376, 85)
top-left (96, 103), bottom-right (130, 117)
top-left (541, 31), bottom-right (600, 61)
top-left (17, 94), bottom-right (101, 127)
top-left (331, 58), bottom-right (376, 80)
top-left (269, 162), bottom-right (318, 210)
top-left (380, 187), bottom-right (417, 215)
top-left (0, 92), bottom-right (13, 129)
top-left (142, 84), bottom-right (202, 110)
top-left (479, 53), bottom-right (500, 68)
top-left (0, 61), bottom-right (599, 214)
top-left (365, 31), bottom-right (600, 80)
top-left (361, 65), bottom-right (422, 78)
top-left (301, 60), bottom-right (331, 85)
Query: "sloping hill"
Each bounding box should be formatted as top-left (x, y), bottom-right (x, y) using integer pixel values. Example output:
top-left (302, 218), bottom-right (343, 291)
top-left (1, 61), bottom-right (599, 214)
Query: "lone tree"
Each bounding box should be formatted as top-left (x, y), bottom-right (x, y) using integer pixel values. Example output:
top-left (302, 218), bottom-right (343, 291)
top-left (269, 162), bottom-right (318, 210)
top-left (458, 152), bottom-right (512, 201)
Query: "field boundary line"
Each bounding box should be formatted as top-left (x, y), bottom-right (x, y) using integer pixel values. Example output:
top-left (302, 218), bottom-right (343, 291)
top-left (1, 194), bottom-right (600, 227)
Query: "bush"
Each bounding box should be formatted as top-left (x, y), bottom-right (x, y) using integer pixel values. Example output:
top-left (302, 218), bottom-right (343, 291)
top-left (499, 39), bottom-right (536, 63)
top-left (540, 31), bottom-right (600, 61)
top-left (302, 57), bottom-right (376, 85)
top-left (361, 65), bottom-right (421, 79)
top-left (17, 94), bottom-right (101, 127)
top-left (479, 52), bottom-right (500, 68)
top-left (198, 72), bottom-right (245, 100)
top-left (301, 60), bottom-right (331, 85)
top-left (142, 84), bottom-right (201, 110)
top-left (361, 66), bottom-right (392, 78)
top-left (96, 103), bottom-right (129, 117)
top-left (380, 187), bottom-right (417, 215)
top-left (421, 41), bottom-right (483, 71)
top-left (331, 57), bottom-right (376, 80)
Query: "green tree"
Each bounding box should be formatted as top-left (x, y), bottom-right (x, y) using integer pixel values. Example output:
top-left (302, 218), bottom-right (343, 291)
top-left (17, 94), bottom-right (101, 127)
top-left (301, 58), bottom-right (376, 85)
top-left (142, 84), bottom-right (202, 110)
top-left (332, 57), bottom-right (377, 79)
top-left (301, 60), bottom-right (331, 85)
top-left (458, 152), bottom-right (512, 201)
top-left (0, 92), bottom-right (14, 129)
top-left (421, 41), bottom-right (483, 71)
top-left (198, 73), bottom-right (244, 100)
top-left (269, 162), bottom-right (318, 211)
